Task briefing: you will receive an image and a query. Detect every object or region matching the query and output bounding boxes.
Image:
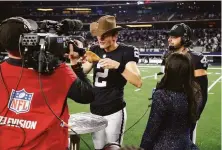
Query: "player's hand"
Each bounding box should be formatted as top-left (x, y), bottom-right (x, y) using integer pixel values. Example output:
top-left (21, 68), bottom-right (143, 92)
top-left (99, 58), bottom-right (120, 69)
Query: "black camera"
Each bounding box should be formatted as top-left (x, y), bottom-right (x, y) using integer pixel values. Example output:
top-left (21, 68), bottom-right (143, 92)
top-left (2, 18), bottom-right (87, 74)
top-left (20, 33), bottom-right (86, 57)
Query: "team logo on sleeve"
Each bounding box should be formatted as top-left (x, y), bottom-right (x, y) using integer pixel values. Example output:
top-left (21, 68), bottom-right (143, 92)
top-left (8, 89), bottom-right (34, 114)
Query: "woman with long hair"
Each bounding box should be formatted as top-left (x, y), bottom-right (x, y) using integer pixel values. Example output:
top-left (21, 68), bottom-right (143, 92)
top-left (140, 53), bottom-right (202, 150)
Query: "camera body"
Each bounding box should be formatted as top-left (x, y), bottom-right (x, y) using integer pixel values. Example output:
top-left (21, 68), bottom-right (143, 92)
top-left (21, 33), bottom-right (70, 57)
top-left (1, 18), bottom-right (87, 74)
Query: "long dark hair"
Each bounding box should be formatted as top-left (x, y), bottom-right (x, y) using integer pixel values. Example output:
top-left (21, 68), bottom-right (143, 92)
top-left (157, 53), bottom-right (201, 123)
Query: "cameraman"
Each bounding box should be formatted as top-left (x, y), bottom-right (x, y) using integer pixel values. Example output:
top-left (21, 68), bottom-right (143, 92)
top-left (0, 18), bottom-right (94, 149)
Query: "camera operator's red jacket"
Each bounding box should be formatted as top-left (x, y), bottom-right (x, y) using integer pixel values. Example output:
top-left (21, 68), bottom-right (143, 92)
top-left (0, 61), bottom-right (76, 150)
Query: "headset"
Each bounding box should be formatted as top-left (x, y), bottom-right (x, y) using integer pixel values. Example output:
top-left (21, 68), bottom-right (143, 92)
top-left (180, 23), bottom-right (192, 47)
top-left (0, 16), bottom-right (37, 32)
top-left (0, 17), bottom-right (38, 56)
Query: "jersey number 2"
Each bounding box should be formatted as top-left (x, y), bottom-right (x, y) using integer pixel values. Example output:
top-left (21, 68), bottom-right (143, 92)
top-left (95, 63), bottom-right (109, 87)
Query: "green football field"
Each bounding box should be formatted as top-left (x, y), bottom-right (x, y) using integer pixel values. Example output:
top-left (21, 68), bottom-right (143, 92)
top-left (67, 65), bottom-right (221, 150)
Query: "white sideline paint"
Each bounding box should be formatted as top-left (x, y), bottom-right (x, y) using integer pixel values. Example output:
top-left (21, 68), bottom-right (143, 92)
top-left (134, 75), bottom-right (155, 92)
top-left (89, 74), bottom-right (93, 77)
top-left (138, 65), bottom-right (222, 70)
top-left (142, 75), bottom-right (155, 79)
top-left (207, 68), bottom-right (222, 70)
top-left (135, 89), bottom-right (141, 92)
top-left (208, 76), bottom-right (222, 92)
top-left (193, 75), bottom-right (222, 144)
top-left (141, 70), bottom-right (148, 72)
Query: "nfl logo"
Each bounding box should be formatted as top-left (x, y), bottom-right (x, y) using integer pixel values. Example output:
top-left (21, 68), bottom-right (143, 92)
top-left (8, 89), bottom-right (34, 114)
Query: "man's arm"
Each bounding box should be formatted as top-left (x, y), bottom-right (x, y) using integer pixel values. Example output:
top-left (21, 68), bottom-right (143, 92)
top-left (195, 69), bottom-right (208, 115)
top-left (194, 55), bottom-right (208, 115)
top-left (67, 40), bottom-right (94, 74)
top-left (82, 61), bottom-right (93, 74)
top-left (98, 46), bottom-right (142, 88)
top-left (67, 63), bottom-right (94, 104)
top-left (121, 61), bottom-right (142, 88)
top-left (120, 46), bottom-right (142, 88)
top-left (194, 69), bottom-right (207, 77)
top-left (66, 42), bottom-right (94, 103)
top-left (99, 58), bottom-right (142, 88)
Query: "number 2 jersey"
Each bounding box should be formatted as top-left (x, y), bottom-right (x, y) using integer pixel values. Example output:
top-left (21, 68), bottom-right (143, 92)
top-left (89, 43), bottom-right (139, 116)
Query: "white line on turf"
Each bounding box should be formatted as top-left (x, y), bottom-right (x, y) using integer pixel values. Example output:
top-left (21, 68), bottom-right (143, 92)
top-left (208, 68), bottom-right (222, 70)
top-left (208, 93), bottom-right (214, 94)
top-left (134, 75), bottom-right (155, 92)
top-left (142, 75), bottom-right (155, 79)
top-left (193, 75), bottom-right (221, 144)
top-left (208, 75), bottom-right (222, 92)
top-left (138, 66), bottom-right (221, 70)
top-left (141, 70), bottom-right (148, 72)
top-left (135, 89), bottom-right (141, 92)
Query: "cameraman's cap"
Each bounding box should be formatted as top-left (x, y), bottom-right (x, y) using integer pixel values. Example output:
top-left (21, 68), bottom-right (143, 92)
top-left (164, 23), bottom-right (192, 37)
top-left (90, 15), bottom-right (122, 37)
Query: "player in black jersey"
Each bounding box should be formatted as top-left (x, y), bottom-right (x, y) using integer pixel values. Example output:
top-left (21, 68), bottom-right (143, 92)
top-left (73, 15), bottom-right (142, 149)
top-left (162, 23), bottom-right (208, 143)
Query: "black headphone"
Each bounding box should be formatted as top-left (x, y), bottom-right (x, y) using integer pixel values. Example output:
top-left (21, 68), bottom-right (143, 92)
top-left (0, 16), bottom-right (38, 32)
top-left (0, 17), bottom-right (38, 55)
top-left (180, 23), bottom-right (192, 47)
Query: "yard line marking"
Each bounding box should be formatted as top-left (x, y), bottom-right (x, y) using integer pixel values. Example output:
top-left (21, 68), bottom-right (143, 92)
top-left (215, 72), bottom-right (221, 75)
top-left (208, 93), bottom-right (214, 95)
top-left (208, 68), bottom-right (222, 70)
top-left (208, 75), bottom-right (222, 92)
top-left (135, 89), bottom-right (141, 92)
top-left (135, 75), bottom-right (155, 92)
top-left (193, 75), bottom-right (222, 144)
top-left (142, 75), bottom-right (155, 79)
top-left (138, 66), bottom-right (221, 70)
top-left (138, 66), bottom-right (160, 68)
top-left (134, 75), bottom-right (155, 92)
top-left (207, 72), bottom-right (212, 74)
top-left (141, 70), bottom-right (148, 72)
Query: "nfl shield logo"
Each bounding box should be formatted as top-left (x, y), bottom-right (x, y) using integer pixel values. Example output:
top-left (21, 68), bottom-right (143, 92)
top-left (8, 89), bottom-right (34, 114)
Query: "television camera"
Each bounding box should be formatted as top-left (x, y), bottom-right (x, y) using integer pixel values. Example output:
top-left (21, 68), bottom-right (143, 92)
top-left (0, 17), bottom-right (86, 74)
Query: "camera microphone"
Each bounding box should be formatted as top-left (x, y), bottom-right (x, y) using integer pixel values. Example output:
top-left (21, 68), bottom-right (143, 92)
top-left (60, 19), bottom-right (83, 34)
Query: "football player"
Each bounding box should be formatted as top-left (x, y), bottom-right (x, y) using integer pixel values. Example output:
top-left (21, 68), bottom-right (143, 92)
top-left (162, 23), bottom-right (208, 142)
top-left (72, 15), bottom-right (142, 150)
